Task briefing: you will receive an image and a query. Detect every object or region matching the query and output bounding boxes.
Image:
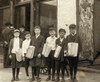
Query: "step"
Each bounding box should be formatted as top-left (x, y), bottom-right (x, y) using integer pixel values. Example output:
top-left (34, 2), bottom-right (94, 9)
top-left (0, 55), bottom-right (3, 63)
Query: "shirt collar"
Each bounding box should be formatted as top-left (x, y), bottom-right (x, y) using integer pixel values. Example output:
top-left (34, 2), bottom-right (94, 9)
top-left (14, 37), bottom-right (19, 39)
top-left (71, 33), bottom-right (76, 36)
top-left (26, 38), bottom-right (31, 41)
top-left (50, 36), bottom-right (56, 39)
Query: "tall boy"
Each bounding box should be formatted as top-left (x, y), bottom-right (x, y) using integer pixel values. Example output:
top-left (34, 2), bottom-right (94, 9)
top-left (55, 28), bottom-right (66, 82)
top-left (8, 29), bottom-right (23, 82)
top-left (22, 31), bottom-right (32, 80)
top-left (64, 24), bottom-right (81, 82)
top-left (30, 26), bottom-right (44, 82)
top-left (46, 27), bottom-right (57, 81)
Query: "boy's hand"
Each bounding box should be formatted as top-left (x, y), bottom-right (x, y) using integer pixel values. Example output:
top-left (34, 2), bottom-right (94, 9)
top-left (64, 50), bottom-right (67, 57)
top-left (38, 53), bottom-right (41, 58)
top-left (9, 55), bottom-right (12, 59)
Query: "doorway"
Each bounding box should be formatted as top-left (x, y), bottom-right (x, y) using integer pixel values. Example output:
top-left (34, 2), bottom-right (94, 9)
top-left (14, 3), bottom-right (30, 31)
top-left (94, 0), bottom-right (100, 53)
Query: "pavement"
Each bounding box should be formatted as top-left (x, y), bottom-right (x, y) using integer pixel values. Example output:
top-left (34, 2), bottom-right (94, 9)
top-left (0, 42), bottom-right (100, 82)
top-left (0, 63), bottom-right (100, 82)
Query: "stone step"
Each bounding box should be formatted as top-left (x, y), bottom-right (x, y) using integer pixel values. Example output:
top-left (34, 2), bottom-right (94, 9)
top-left (0, 55), bottom-right (3, 63)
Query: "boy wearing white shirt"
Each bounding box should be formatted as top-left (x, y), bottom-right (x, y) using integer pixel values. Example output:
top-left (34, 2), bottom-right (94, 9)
top-left (22, 31), bottom-right (32, 80)
top-left (46, 27), bottom-right (57, 81)
top-left (8, 29), bottom-right (23, 82)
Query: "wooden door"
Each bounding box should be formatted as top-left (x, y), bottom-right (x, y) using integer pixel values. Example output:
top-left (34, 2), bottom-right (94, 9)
top-left (94, 0), bottom-right (100, 53)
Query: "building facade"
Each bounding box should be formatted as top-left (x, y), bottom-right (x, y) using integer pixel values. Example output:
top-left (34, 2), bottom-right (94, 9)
top-left (0, 0), bottom-right (100, 61)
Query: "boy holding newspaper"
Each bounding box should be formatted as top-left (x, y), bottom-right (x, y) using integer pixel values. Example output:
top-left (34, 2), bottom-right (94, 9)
top-left (54, 28), bottom-right (66, 82)
top-left (8, 29), bottom-right (23, 82)
top-left (22, 31), bottom-right (32, 80)
top-left (30, 26), bottom-right (45, 82)
top-left (64, 24), bottom-right (81, 82)
top-left (44, 27), bottom-right (57, 81)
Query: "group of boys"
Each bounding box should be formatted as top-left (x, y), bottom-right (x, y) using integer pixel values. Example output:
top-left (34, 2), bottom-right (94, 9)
top-left (8, 24), bottom-right (81, 82)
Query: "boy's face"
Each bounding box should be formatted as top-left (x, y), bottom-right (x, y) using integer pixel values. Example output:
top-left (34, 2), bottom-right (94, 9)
top-left (19, 28), bottom-right (25, 32)
top-left (70, 29), bottom-right (76, 34)
top-left (14, 32), bottom-right (20, 37)
top-left (34, 28), bottom-right (41, 35)
top-left (49, 30), bottom-right (56, 37)
top-left (59, 32), bottom-right (65, 38)
top-left (25, 34), bottom-right (31, 39)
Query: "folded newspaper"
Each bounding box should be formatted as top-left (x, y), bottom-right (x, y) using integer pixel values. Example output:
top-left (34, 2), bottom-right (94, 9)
top-left (16, 49), bottom-right (22, 62)
top-left (26, 46), bottom-right (35, 59)
top-left (42, 44), bottom-right (52, 57)
top-left (67, 42), bottom-right (78, 57)
top-left (54, 45), bottom-right (62, 58)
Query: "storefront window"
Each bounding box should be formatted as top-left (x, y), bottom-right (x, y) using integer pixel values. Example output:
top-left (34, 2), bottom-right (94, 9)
top-left (0, 0), bottom-right (9, 7)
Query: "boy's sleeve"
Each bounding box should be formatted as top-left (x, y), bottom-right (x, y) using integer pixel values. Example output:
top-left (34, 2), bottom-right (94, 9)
top-left (39, 36), bottom-right (45, 54)
top-left (56, 39), bottom-right (59, 47)
top-left (22, 41), bottom-right (25, 56)
top-left (20, 39), bottom-right (23, 48)
top-left (64, 36), bottom-right (68, 51)
top-left (8, 39), bottom-right (12, 55)
top-left (45, 37), bottom-right (48, 44)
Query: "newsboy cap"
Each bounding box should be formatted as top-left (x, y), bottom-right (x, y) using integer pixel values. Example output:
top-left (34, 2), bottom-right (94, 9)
top-left (69, 24), bottom-right (76, 29)
top-left (14, 29), bottom-right (20, 33)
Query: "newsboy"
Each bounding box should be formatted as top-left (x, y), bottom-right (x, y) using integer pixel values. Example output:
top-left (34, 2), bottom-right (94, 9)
top-left (64, 24), bottom-right (81, 82)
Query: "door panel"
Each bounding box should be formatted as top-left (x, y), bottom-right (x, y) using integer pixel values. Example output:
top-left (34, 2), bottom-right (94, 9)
top-left (94, 0), bottom-right (100, 53)
top-left (14, 4), bottom-right (30, 31)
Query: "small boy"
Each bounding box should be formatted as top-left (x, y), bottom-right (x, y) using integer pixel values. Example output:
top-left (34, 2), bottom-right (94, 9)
top-left (46, 27), bottom-right (57, 81)
top-left (22, 31), bottom-right (32, 80)
top-left (8, 29), bottom-right (23, 82)
top-left (30, 26), bottom-right (44, 82)
top-left (64, 24), bottom-right (81, 82)
top-left (55, 28), bottom-right (66, 82)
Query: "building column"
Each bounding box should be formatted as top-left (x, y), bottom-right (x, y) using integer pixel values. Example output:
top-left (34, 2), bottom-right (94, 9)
top-left (57, 0), bottom-right (77, 36)
top-left (79, 0), bottom-right (94, 60)
top-left (10, 0), bottom-right (14, 24)
top-left (34, 0), bottom-right (40, 26)
top-left (30, 0), bottom-right (34, 35)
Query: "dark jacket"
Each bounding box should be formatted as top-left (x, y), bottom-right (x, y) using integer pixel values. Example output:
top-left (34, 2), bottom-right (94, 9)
top-left (64, 34), bottom-right (82, 56)
top-left (30, 35), bottom-right (45, 67)
top-left (1, 28), bottom-right (14, 45)
top-left (56, 38), bottom-right (66, 62)
top-left (8, 38), bottom-right (23, 68)
top-left (8, 38), bottom-right (23, 55)
top-left (31, 35), bottom-right (45, 57)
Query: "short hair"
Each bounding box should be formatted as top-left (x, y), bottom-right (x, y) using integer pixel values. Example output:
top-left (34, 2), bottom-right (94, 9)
top-left (59, 28), bottom-right (66, 33)
top-left (19, 25), bottom-right (25, 29)
top-left (25, 31), bottom-right (31, 35)
top-left (49, 27), bottom-right (56, 32)
top-left (69, 24), bottom-right (76, 29)
top-left (5, 22), bottom-right (12, 26)
top-left (34, 26), bottom-right (41, 30)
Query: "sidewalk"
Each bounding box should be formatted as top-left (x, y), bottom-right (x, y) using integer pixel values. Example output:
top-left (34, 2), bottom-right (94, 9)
top-left (0, 63), bottom-right (100, 82)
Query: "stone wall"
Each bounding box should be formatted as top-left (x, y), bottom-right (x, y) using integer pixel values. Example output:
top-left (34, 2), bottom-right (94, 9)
top-left (79, 0), bottom-right (94, 60)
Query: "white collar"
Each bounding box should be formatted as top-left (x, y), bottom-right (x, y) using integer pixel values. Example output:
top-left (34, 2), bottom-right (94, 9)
top-left (71, 33), bottom-right (76, 36)
top-left (50, 36), bottom-right (56, 39)
top-left (14, 37), bottom-right (19, 39)
top-left (25, 38), bottom-right (31, 41)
